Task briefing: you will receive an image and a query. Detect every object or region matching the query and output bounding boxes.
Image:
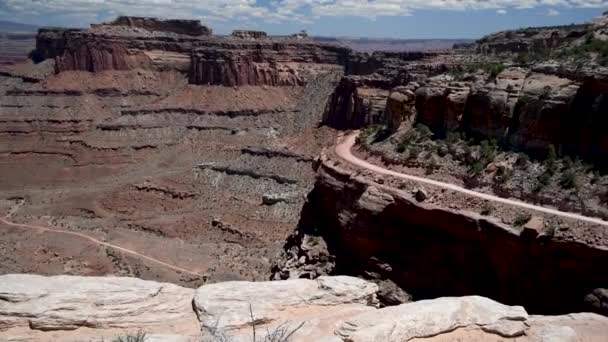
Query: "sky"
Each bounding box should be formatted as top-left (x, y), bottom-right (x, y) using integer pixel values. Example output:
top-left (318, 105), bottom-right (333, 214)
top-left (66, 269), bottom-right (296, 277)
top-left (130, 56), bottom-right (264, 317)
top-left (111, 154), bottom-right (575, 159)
top-left (0, 1), bottom-right (606, 39)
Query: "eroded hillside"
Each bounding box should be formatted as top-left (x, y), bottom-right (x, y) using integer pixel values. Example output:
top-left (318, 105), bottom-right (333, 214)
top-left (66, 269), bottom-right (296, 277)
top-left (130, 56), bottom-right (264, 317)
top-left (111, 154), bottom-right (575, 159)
top-left (0, 17), bottom-right (349, 286)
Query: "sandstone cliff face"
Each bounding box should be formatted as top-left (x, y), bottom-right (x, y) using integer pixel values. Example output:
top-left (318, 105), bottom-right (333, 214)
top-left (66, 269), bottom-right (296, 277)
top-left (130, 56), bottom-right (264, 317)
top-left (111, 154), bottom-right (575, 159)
top-left (476, 23), bottom-right (591, 55)
top-left (189, 41), bottom-right (349, 86)
top-left (322, 76), bottom-right (391, 129)
top-left (1, 274), bottom-right (606, 342)
top-left (102, 16), bottom-right (212, 36)
top-left (415, 75), bottom-right (471, 136)
top-left (274, 154), bottom-right (608, 315)
top-left (34, 28), bottom-right (83, 62)
top-left (322, 52), bottom-right (464, 130)
top-left (461, 68), bottom-right (527, 140)
top-left (38, 19), bottom-right (351, 86)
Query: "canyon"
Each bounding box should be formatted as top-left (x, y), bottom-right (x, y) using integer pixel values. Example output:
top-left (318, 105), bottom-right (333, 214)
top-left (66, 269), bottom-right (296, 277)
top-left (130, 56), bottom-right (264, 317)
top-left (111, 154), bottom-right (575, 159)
top-left (0, 13), bottom-right (608, 341)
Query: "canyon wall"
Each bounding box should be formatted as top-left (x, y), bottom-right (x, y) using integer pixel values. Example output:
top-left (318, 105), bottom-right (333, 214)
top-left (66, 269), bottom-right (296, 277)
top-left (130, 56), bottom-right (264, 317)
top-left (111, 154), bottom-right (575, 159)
top-left (32, 17), bottom-right (351, 87)
top-left (274, 153), bottom-right (608, 315)
top-left (101, 16), bottom-right (212, 36)
top-left (189, 41), bottom-right (350, 86)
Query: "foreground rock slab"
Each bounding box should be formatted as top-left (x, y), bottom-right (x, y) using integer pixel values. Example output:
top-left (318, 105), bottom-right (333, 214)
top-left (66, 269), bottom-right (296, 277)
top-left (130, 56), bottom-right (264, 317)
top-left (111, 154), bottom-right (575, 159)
top-left (0, 274), bottom-right (607, 341)
top-left (0, 274), bottom-right (199, 341)
top-left (194, 276), bottom-right (379, 341)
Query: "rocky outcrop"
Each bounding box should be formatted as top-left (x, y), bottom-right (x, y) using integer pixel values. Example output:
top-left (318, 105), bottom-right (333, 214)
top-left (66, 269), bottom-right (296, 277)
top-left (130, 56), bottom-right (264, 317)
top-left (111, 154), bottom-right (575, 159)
top-left (101, 16), bottom-right (212, 36)
top-left (274, 154), bottom-right (608, 315)
top-left (322, 75), bottom-right (391, 129)
top-left (194, 276), bottom-right (378, 340)
top-left (415, 75), bottom-right (471, 136)
top-left (33, 27), bottom-right (82, 62)
top-left (231, 30), bottom-right (267, 39)
top-left (509, 73), bottom-right (579, 151)
top-left (385, 85), bottom-right (416, 131)
top-left (0, 274), bottom-right (196, 332)
top-left (461, 67), bottom-right (527, 140)
top-left (35, 17), bottom-right (348, 83)
top-left (1, 275), bottom-right (606, 341)
top-left (189, 41), bottom-right (349, 86)
top-left (476, 23), bottom-right (591, 55)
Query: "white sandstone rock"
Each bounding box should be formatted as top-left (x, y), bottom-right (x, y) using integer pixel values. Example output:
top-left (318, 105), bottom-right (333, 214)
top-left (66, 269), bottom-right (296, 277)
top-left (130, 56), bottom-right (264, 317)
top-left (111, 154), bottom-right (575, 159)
top-left (194, 276), bottom-right (378, 341)
top-left (0, 274), bottom-right (196, 332)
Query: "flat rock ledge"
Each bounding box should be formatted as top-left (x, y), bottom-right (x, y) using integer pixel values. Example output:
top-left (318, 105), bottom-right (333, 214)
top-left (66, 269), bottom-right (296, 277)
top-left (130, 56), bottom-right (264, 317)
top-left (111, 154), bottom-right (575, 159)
top-left (0, 274), bottom-right (605, 342)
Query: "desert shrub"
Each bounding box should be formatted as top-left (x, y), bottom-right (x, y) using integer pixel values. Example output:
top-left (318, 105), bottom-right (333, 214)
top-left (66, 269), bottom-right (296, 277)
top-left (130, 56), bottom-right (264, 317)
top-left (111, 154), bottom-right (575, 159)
top-left (544, 145), bottom-right (558, 175)
top-left (515, 154), bottom-right (530, 168)
top-left (540, 86), bottom-right (552, 100)
top-left (112, 332), bottom-right (146, 342)
top-left (515, 52), bottom-right (530, 65)
top-left (425, 156), bottom-right (439, 175)
top-left (436, 142), bottom-right (448, 157)
top-left (514, 213), bottom-right (532, 227)
top-left (358, 124), bottom-right (382, 144)
top-left (408, 146), bottom-right (421, 160)
top-left (202, 305), bottom-right (305, 342)
top-left (480, 140), bottom-right (497, 164)
top-left (446, 131), bottom-right (461, 145)
top-left (415, 123), bottom-right (433, 142)
top-left (488, 63), bottom-right (505, 79)
top-left (560, 169), bottom-right (578, 189)
top-left (562, 156), bottom-right (574, 171)
top-left (470, 161), bottom-right (485, 175)
top-left (481, 203), bottom-right (494, 216)
top-left (494, 166), bottom-right (512, 184)
top-left (538, 171), bottom-right (553, 188)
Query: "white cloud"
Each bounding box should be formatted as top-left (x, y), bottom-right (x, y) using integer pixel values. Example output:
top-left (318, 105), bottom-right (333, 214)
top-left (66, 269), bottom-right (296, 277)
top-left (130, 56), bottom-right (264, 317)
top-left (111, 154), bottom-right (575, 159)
top-left (547, 8), bottom-right (561, 15)
top-left (0, 0), bottom-right (606, 26)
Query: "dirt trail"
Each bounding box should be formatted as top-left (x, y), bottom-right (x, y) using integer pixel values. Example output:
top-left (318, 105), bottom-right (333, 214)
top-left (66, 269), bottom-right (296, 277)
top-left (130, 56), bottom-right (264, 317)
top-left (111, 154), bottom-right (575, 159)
top-left (0, 216), bottom-right (205, 278)
top-left (336, 132), bottom-right (608, 227)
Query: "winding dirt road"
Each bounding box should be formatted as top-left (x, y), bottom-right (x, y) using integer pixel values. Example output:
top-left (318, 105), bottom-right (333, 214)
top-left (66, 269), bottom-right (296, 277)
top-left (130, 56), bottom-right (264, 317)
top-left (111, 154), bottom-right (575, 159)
top-left (336, 132), bottom-right (608, 227)
top-left (0, 216), bottom-right (205, 278)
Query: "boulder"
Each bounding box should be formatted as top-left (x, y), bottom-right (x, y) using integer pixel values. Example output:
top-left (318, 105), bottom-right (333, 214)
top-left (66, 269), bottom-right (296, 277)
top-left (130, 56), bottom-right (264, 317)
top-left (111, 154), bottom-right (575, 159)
top-left (335, 296), bottom-right (529, 341)
top-left (194, 276), bottom-right (379, 341)
top-left (385, 86), bottom-right (416, 131)
top-left (0, 274), bottom-right (196, 332)
top-left (584, 288), bottom-right (608, 316)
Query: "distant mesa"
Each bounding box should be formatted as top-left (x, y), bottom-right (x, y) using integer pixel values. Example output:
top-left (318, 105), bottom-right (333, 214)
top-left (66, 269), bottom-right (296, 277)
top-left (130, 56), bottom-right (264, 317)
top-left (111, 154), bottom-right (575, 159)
top-left (97, 16), bottom-right (212, 36)
top-left (231, 30), bottom-right (268, 39)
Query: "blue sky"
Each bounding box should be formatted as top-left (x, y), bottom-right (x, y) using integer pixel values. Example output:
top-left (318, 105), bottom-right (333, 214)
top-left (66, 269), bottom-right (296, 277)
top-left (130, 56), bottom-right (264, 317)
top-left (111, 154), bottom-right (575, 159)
top-left (0, 1), bottom-right (606, 39)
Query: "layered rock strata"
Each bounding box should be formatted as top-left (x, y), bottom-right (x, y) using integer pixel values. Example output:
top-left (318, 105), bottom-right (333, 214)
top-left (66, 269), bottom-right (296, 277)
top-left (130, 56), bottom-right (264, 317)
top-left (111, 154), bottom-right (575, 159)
top-left (32, 17), bottom-right (351, 87)
top-left (274, 150), bottom-right (608, 315)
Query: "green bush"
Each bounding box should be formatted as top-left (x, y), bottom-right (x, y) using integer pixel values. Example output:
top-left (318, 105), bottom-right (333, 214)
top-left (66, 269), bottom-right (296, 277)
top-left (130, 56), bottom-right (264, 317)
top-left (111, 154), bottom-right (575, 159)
top-left (408, 146), bottom-right (421, 160)
top-left (415, 124), bottom-right (433, 142)
top-left (514, 213), bottom-right (532, 227)
top-left (481, 203), bottom-right (494, 216)
top-left (359, 125), bottom-right (382, 144)
top-left (560, 169), bottom-right (578, 189)
top-left (515, 154), bottom-right (530, 168)
top-left (544, 145), bottom-right (558, 175)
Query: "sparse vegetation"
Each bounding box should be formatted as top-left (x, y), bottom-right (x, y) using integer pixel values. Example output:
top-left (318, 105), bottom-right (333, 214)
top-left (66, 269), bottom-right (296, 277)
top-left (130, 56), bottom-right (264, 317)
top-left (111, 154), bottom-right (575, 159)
top-left (202, 304), bottom-right (305, 342)
top-left (481, 202), bottom-right (494, 216)
top-left (112, 332), bottom-right (146, 342)
top-left (358, 124), bottom-right (383, 145)
top-left (514, 213), bottom-right (532, 227)
top-left (515, 154), bottom-right (529, 169)
top-left (560, 169), bottom-right (578, 189)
